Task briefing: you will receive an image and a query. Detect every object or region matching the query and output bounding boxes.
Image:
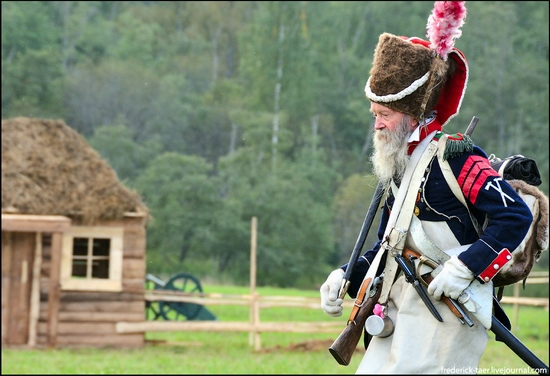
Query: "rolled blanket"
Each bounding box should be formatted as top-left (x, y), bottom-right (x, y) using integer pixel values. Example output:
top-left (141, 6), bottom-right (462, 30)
top-left (490, 155), bottom-right (542, 186)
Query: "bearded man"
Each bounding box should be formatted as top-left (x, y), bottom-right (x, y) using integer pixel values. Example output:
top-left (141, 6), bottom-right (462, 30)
top-left (319, 2), bottom-right (533, 373)
top-left (369, 103), bottom-right (415, 190)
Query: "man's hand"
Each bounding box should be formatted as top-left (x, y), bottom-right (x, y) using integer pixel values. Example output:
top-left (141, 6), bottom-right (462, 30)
top-left (428, 255), bottom-right (474, 300)
top-left (320, 269), bottom-right (345, 317)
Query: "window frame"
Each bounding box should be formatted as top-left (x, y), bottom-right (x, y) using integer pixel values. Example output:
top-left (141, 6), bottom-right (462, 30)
top-left (61, 226), bottom-right (123, 291)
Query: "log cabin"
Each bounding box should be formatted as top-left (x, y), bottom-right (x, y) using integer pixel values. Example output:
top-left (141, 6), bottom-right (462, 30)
top-left (2, 117), bottom-right (149, 348)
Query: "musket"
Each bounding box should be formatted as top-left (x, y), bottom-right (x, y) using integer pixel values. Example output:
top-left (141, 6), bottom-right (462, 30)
top-left (329, 275), bottom-right (383, 366)
top-left (491, 316), bottom-right (549, 375)
top-left (338, 181), bottom-right (385, 299)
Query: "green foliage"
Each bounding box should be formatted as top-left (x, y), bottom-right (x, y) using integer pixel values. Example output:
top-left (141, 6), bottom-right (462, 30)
top-left (2, 47), bottom-right (64, 117)
top-left (2, 1), bottom-right (548, 287)
top-left (88, 124), bottom-right (162, 184)
top-left (214, 153), bottom-right (339, 288)
top-left (109, 12), bottom-right (163, 66)
top-left (333, 174), bottom-right (382, 266)
top-left (2, 0), bottom-right (64, 117)
top-left (136, 153), bottom-right (221, 270)
top-left (2, 2), bottom-right (59, 54)
top-left (63, 60), bottom-right (162, 137)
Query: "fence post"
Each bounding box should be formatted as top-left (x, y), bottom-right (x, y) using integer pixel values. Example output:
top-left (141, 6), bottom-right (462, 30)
top-left (249, 216), bottom-right (261, 350)
top-left (512, 282), bottom-right (520, 331)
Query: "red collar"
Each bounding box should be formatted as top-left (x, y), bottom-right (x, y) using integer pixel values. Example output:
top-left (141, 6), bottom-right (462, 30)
top-left (407, 118), bottom-right (442, 155)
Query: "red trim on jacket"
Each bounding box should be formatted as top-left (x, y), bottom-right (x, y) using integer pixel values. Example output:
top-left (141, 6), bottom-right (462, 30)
top-left (478, 248), bottom-right (513, 282)
top-left (457, 156), bottom-right (500, 203)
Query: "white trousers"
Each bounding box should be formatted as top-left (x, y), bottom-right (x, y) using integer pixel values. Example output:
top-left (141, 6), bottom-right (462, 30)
top-left (356, 275), bottom-right (489, 374)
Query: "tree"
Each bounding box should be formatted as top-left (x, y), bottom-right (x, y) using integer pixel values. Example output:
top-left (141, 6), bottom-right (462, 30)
top-left (1, 1), bottom-right (64, 117)
top-left (87, 124), bottom-right (162, 184)
top-left (333, 173), bottom-right (382, 266)
top-left (63, 60), bottom-right (161, 137)
top-left (49, 1), bottom-right (106, 70)
top-left (135, 153), bottom-right (222, 273)
top-left (2, 1), bottom-right (547, 285)
top-left (217, 149), bottom-right (339, 287)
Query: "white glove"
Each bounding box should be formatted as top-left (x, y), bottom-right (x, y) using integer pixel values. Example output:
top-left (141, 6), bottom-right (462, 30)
top-left (427, 255), bottom-right (474, 300)
top-left (320, 269), bottom-right (345, 317)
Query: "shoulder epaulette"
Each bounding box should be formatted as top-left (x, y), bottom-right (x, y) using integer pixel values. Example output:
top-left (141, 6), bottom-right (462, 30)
top-left (442, 133), bottom-right (474, 160)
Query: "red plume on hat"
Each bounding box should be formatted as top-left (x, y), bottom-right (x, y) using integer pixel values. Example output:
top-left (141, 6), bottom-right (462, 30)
top-left (421, 1), bottom-right (466, 125)
top-left (420, 1), bottom-right (468, 124)
top-left (365, 1), bottom-right (469, 127)
top-left (427, 1), bottom-right (467, 61)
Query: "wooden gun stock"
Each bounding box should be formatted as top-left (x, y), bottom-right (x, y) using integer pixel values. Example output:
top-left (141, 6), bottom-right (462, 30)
top-left (328, 277), bottom-right (382, 366)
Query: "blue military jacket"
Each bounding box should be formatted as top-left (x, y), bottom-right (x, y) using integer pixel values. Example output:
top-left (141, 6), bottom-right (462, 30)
top-left (344, 136), bottom-right (533, 300)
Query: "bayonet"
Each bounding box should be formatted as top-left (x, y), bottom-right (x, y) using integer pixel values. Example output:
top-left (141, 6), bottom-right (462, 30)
top-left (394, 253), bottom-right (443, 322)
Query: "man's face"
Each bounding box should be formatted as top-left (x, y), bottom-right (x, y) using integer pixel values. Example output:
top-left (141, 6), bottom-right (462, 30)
top-left (369, 102), bottom-right (417, 186)
top-left (370, 102), bottom-right (417, 135)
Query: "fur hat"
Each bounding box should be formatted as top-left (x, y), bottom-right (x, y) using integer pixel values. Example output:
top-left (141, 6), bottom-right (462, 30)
top-left (365, 1), bottom-right (468, 126)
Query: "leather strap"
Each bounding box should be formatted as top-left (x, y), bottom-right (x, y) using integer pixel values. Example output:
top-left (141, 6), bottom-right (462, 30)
top-left (378, 133), bottom-right (440, 304)
top-left (347, 277), bottom-right (372, 324)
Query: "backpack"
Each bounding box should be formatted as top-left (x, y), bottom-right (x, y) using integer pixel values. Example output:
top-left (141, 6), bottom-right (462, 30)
top-left (487, 154), bottom-right (549, 288)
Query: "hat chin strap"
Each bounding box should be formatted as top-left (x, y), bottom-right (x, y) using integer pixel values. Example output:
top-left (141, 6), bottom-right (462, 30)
top-left (364, 72), bottom-right (429, 103)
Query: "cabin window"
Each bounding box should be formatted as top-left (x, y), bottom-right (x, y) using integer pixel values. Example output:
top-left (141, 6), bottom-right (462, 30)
top-left (61, 226), bottom-right (123, 291)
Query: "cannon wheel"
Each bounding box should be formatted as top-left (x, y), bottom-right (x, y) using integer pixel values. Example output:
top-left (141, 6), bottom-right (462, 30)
top-left (145, 275), bottom-right (168, 320)
top-left (159, 272), bottom-right (204, 320)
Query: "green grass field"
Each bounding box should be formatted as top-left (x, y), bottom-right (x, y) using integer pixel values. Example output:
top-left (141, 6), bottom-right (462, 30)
top-left (2, 284), bottom-right (548, 374)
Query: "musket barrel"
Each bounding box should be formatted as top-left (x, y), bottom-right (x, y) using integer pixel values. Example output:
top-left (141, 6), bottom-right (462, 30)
top-left (339, 181), bottom-right (385, 299)
top-left (491, 316), bottom-right (549, 375)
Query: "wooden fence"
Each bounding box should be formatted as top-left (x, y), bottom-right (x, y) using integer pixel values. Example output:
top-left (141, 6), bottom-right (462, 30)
top-left (497, 271), bottom-right (549, 331)
top-left (116, 290), bottom-right (349, 350)
top-left (116, 218), bottom-right (548, 350)
top-left (116, 217), bottom-right (350, 350)
top-left (116, 272), bottom-right (548, 350)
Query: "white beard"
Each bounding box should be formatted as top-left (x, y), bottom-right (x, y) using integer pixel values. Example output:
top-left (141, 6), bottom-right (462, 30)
top-left (370, 116), bottom-right (413, 189)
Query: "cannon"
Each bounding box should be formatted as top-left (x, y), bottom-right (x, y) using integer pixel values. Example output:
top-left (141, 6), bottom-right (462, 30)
top-left (145, 272), bottom-right (217, 321)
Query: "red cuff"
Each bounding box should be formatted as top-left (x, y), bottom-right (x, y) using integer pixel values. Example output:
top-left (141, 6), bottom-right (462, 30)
top-left (478, 248), bottom-right (513, 283)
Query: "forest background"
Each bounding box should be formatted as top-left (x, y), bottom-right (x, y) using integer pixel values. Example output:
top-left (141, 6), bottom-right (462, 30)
top-left (2, 1), bottom-right (549, 290)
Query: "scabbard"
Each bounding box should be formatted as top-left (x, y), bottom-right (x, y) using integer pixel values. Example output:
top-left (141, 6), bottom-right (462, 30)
top-left (394, 253), bottom-right (443, 322)
top-left (411, 279), bottom-right (443, 322)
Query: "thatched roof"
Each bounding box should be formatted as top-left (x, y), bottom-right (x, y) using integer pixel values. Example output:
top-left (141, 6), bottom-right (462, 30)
top-left (2, 117), bottom-right (148, 225)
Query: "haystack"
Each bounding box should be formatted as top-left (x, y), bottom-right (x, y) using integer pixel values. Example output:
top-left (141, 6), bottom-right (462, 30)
top-left (2, 117), bottom-right (148, 225)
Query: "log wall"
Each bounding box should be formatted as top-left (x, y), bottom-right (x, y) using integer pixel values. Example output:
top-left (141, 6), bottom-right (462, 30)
top-left (36, 217), bottom-right (147, 348)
